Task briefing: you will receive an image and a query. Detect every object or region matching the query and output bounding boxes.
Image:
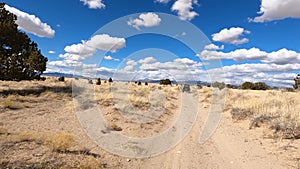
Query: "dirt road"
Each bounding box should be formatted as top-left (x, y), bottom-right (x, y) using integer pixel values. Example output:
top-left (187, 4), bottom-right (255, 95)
top-left (73, 80), bottom-right (288, 168)
top-left (125, 104), bottom-right (287, 169)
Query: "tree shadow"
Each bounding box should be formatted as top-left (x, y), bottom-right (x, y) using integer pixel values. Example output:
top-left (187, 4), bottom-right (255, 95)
top-left (62, 149), bottom-right (101, 158)
top-left (0, 85), bottom-right (73, 96)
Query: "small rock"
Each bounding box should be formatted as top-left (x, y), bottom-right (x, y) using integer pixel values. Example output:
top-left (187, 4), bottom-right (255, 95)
top-left (33, 153), bottom-right (43, 157)
top-left (126, 159), bottom-right (131, 162)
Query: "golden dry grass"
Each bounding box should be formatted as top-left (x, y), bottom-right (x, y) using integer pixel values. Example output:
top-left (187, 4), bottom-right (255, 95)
top-left (3, 131), bottom-right (76, 152)
top-left (226, 89), bottom-right (300, 139)
top-left (45, 132), bottom-right (76, 152)
top-left (0, 126), bottom-right (8, 135)
top-left (78, 156), bottom-right (102, 169)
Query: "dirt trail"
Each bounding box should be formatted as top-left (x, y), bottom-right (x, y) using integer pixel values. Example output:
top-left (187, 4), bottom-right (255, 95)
top-left (123, 94), bottom-right (287, 169)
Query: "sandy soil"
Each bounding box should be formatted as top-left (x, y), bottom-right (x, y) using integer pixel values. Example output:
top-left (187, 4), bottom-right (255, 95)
top-left (0, 78), bottom-right (300, 168)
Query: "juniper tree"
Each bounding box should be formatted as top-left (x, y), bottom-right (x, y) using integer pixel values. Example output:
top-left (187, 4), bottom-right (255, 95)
top-left (0, 3), bottom-right (47, 80)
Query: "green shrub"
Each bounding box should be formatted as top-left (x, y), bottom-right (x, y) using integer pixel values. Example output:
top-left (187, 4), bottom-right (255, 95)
top-left (241, 81), bottom-right (254, 90)
top-left (96, 78), bottom-right (101, 85)
top-left (58, 76), bottom-right (65, 82)
top-left (212, 82), bottom-right (225, 90)
top-left (253, 82), bottom-right (270, 90)
top-left (160, 79), bottom-right (171, 85)
top-left (241, 81), bottom-right (270, 90)
top-left (108, 77), bottom-right (113, 83)
top-left (226, 84), bottom-right (232, 88)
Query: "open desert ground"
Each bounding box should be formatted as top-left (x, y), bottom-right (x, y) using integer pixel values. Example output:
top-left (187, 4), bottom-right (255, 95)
top-left (1, 77), bottom-right (300, 168)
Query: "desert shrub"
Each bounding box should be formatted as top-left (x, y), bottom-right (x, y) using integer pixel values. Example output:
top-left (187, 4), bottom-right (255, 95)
top-left (283, 88), bottom-right (294, 92)
top-left (2, 99), bottom-right (22, 110)
top-left (197, 84), bottom-right (202, 89)
top-left (108, 121), bottom-right (122, 131)
top-left (241, 81), bottom-right (270, 90)
top-left (249, 115), bottom-right (275, 129)
top-left (79, 156), bottom-right (102, 169)
top-left (0, 127), bottom-right (8, 135)
top-left (58, 76), bottom-right (65, 82)
top-left (270, 121), bottom-right (300, 139)
top-left (160, 79), bottom-right (171, 85)
top-left (230, 108), bottom-right (254, 121)
top-left (135, 81), bottom-right (138, 84)
top-left (241, 81), bottom-right (254, 90)
top-left (45, 133), bottom-right (76, 152)
top-left (75, 77), bottom-right (79, 80)
top-left (138, 81), bottom-right (142, 85)
top-left (212, 82), bottom-right (225, 90)
top-left (104, 80), bottom-right (107, 83)
top-left (294, 74), bottom-right (300, 89)
top-left (108, 77), bottom-right (113, 83)
top-left (226, 84), bottom-right (233, 88)
top-left (96, 78), bottom-right (101, 85)
top-left (2, 100), bottom-right (13, 109)
top-left (253, 82), bottom-right (270, 90)
top-left (38, 76), bottom-right (46, 81)
top-left (145, 82), bottom-right (148, 86)
top-left (88, 79), bottom-right (93, 84)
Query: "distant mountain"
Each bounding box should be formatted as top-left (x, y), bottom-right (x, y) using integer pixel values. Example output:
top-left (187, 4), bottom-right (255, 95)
top-left (43, 72), bottom-right (87, 79)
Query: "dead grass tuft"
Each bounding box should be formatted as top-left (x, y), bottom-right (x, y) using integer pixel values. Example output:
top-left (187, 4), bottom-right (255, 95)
top-left (107, 120), bottom-right (122, 131)
top-left (230, 108), bottom-right (254, 121)
top-left (78, 156), bottom-right (103, 169)
top-left (45, 132), bottom-right (76, 152)
top-left (0, 127), bottom-right (8, 135)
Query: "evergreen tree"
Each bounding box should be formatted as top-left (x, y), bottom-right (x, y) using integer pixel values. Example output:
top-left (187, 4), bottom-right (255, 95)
top-left (0, 3), bottom-right (47, 80)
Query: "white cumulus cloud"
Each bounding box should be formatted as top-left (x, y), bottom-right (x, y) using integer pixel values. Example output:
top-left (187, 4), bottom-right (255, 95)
top-left (204, 44), bottom-right (224, 51)
top-left (64, 42), bottom-right (97, 58)
top-left (138, 57), bottom-right (157, 64)
top-left (104, 55), bottom-right (120, 61)
top-left (86, 34), bottom-right (126, 53)
top-left (128, 13), bottom-right (161, 30)
top-left (263, 48), bottom-right (300, 65)
top-left (171, 0), bottom-right (198, 20)
top-left (48, 50), bottom-right (56, 54)
top-left (250, 0), bottom-right (300, 22)
top-left (80, 0), bottom-right (105, 9)
top-left (124, 60), bottom-right (138, 71)
top-left (200, 48), bottom-right (267, 62)
top-left (212, 27), bottom-right (250, 45)
top-left (4, 4), bottom-right (55, 38)
top-left (199, 47), bottom-right (300, 64)
top-left (154, 0), bottom-right (171, 3)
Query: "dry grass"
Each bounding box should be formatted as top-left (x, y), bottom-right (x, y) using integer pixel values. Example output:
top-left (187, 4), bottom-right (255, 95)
top-left (107, 120), bottom-right (123, 131)
top-left (0, 126), bottom-right (8, 135)
top-left (227, 89), bottom-right (300, 139)
top-left (78, 156), bottom-right (102, 169)
top-left (2, 131), bottom-right (76, 152)
top-left (45, 132), bottom-right (76, 152)
top-left (0, 77), bottom-right (73, 112)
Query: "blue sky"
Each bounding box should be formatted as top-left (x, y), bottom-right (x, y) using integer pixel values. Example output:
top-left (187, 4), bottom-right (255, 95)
top-left (3, 0), bottom-right (300, 87)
